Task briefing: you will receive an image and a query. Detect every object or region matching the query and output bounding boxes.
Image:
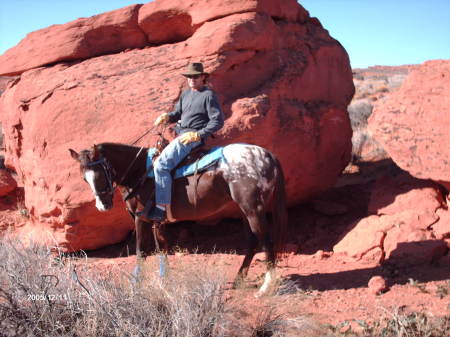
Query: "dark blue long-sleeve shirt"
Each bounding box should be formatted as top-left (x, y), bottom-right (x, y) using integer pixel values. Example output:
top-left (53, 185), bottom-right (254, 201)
top-left (168, 87), bottom-right (224, 140)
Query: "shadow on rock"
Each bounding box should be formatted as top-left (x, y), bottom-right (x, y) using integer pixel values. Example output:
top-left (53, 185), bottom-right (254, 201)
top-left (283, 240), bottom-right (450, 292)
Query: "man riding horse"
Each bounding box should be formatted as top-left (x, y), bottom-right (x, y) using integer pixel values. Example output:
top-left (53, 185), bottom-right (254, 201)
top-left (70, 68), bottom-right (287, 295)
top-left (138, 62), bottom-right (224, 222)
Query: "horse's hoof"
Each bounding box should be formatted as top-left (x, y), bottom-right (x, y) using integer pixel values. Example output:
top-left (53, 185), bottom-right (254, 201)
top-left (132, 264), bottom-right (142, 283)
top-left (254, 290), bottom-right (265, 298)
top-left (232, 278), bottom-right (245, 289)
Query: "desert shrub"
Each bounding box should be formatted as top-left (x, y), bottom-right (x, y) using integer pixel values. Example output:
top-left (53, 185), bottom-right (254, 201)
top-left (324, 311), bottom-right (450, 337)
top-left (387, 74), bottom-right (407, 90)
top-left (351, 129), bottom-right (388, 162)
top-left (0, 239), bottom-right (317, 337)
top-left (2, 239), bottom-right (447, 337)
top-left (0, 239), bottom-right (234, 337)
top-left (347, 99), bottom-right (373, 130)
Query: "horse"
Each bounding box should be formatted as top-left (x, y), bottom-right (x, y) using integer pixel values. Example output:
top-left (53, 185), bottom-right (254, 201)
top-left (69, 140), bottom-right (287, 296)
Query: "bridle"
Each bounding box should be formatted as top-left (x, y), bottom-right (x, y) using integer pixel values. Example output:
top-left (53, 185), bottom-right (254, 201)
top-left (85, 157), bottom-right (116, 199)
top-left (84, 125), bottom-right (168, 200)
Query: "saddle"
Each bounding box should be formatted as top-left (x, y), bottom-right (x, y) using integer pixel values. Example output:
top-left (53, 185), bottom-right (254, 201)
top-left (173, 145), bottom-right (209, 171)
top-left (124, 144), bottom-right (219, 202)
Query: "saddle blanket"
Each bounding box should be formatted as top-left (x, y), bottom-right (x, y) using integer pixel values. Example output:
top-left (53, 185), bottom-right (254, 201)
top-left (146, 146), bottom-right (224, 179)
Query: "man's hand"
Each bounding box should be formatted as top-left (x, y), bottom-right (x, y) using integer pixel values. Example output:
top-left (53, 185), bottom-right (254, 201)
top-left (179, 131), bottom-right (201, 145)
top-left (154, 113), bottom-right (169, 126)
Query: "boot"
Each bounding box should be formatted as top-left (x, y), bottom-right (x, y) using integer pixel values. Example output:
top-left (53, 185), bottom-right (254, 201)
top-left (137, 204), bottom-right (166, 222)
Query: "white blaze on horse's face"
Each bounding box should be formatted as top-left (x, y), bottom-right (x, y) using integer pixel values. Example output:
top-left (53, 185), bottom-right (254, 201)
top-left (84, 169), bottom-right (108, 211)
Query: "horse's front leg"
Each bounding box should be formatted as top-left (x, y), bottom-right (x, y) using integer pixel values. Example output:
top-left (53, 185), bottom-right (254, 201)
top-left (135, 217), bottom-right (148, 261)
top-left (123, 196), bottom-right (149, 260)
top-left (152, 222), bottom-right (170, 253)
top-left (132, 217), bottom-right (148, 283)
top-left (152, 222), bottom-right (170, 277)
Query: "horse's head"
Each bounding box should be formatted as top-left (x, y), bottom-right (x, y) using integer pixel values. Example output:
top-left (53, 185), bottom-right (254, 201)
top-left (69, 145), bottom-right (115, 211)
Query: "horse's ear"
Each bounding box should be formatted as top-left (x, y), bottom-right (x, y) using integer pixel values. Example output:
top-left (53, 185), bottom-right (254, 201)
top-left (69, 149), bottom-right (80, 161)
top-left (92, 144), bottom-right (99, 159)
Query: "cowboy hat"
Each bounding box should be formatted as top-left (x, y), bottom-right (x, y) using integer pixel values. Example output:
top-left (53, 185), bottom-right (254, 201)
top-left (182, 62), bottom-right (209, 77)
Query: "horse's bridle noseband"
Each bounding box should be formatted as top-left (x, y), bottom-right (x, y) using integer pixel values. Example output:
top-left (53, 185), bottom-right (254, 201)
top-left (86, 157), bottom-right (116, 198)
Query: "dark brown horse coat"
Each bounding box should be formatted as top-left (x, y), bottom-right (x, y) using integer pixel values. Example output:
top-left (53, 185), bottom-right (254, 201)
top-left (70, 142), bottom-right (287, 296)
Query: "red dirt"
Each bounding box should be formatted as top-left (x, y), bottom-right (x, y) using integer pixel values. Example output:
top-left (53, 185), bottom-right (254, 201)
top-left (1, 161), bottom-right (449, 326)
top-left (82, 243), bottom-right (450, 326)
top-left (80, 165), bottom-right (450, 326)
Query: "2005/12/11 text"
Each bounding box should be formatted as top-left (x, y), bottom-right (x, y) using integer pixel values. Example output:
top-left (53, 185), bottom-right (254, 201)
top-left (27, 294), bottom-right (70, 301)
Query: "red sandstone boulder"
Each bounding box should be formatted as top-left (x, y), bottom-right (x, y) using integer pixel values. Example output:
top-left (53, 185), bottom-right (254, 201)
top-left (368, 276), bottom-right (388, 295)
top-left (349, 66), bottom-right (413, 163)
top-left (368, 173), bottom-right (444, 216)
top-left (368, 60), bottom-right (450, 190)
top-left (0, 5), bottom-right (147, 76)
top-left (334, 173), bottom-right (449, 265)
top-left (0, 170), bottom-right (17, 196)
top-left (0, 76), bottom-right (14, 94)
top-left (0, 0), bottom-right (309, 77)
top-left (432, 207), bottom-right (450, 247)
top-left (0, 0), bottom-right (354, 251)
top-left (138, 0), bottom-right (308, 44)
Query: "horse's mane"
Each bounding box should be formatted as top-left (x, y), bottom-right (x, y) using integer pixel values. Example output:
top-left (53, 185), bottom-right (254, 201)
top-left (97, 142), bottom-right (143, 154)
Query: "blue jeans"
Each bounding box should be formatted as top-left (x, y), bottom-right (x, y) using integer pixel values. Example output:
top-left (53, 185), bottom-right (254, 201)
top-left (154, 135), bottom-right (202, 205)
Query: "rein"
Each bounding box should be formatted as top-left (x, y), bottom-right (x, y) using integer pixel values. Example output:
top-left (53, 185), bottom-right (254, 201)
top-left (115, 125), bottom-right (168, 187)
top-left (129, 125), bottom-right (158, 146)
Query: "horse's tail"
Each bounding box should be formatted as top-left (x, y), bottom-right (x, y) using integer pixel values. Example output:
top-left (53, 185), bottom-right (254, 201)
top-left (271, 156), bottom-right (288, 261)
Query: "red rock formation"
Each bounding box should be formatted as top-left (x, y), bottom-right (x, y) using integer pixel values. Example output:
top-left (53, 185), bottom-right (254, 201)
top-left (349, 66), bottom-right (415, 163)
top-left (0, 5), bottom-right (147, 77)
top-left (334, 173), bottom-right (449, 265)
top-left (368, 60), bottom-right (450, 190)
top-left (432, 207), bottom-right (450, 247)
top-left (0, 76), bottom-right (14, 94)
top-left (0, 170), bottom-right (17, 196)
top-left (368, 276), bottom-right (388, 295)
top-left (0, 0), bottom-right (354, 251)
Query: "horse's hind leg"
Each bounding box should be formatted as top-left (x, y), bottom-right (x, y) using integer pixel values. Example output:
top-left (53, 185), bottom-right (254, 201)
top-left (238, 209), bottom-right (277, 297)
top-left (233, 219), bottom-right (258, 288)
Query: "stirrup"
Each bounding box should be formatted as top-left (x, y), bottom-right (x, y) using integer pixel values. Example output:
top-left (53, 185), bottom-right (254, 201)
top-left (146, 207), bottom-right (166, 221)
top-left (136, 199), bottom-right (154, 222)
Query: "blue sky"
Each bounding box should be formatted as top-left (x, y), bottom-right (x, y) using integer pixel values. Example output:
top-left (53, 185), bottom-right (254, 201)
top-left (301, 0), bottom-right (450, 68)
top-left (1, 0), bottom-right (449, 68)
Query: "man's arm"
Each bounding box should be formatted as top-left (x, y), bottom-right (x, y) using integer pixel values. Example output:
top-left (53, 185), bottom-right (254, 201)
top-left (168, 92), bottom-right (185, 123)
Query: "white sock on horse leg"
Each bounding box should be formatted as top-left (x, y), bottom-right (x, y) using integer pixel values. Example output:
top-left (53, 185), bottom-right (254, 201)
top-left (255, 269), bottom-right (275, 297)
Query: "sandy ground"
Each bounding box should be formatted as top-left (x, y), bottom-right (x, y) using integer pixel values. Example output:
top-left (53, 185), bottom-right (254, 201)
top-left (81, 190), bottom-right (450, 326)
top-left (80, 244), bottom-right (450, 326)
top-left (1, 160), bottom-right (449, 327)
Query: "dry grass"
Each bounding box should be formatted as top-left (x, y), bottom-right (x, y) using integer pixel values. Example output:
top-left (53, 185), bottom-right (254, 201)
top-left (343, 310), bottom-right (450, 337)
top-left (1, 238), bottom-right (448, 337)
top-left (0, 238), bottom-right (312, 337)
top-left (0, 238), bottom-right (235, 337)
